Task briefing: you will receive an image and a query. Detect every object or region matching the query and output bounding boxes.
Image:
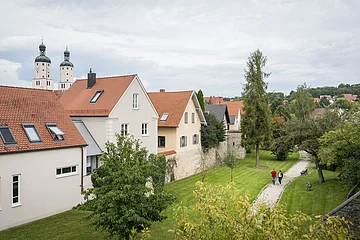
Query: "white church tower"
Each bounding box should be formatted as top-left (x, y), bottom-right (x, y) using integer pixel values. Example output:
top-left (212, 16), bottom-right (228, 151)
top-left (58, 47), bottom-right (74, 90)
top-left (32, 40), bottom-right (54, 90)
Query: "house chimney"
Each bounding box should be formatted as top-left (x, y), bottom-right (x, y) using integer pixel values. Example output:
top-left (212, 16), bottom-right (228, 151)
top-left (160, 89), bottom-right (165, 92)
top-left (87, 68), bottom-right (96, 89)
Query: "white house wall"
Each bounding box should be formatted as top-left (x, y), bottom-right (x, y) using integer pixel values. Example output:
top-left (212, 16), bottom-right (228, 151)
top-left (0, 147), bottom-right (84, 231)
top-left (71, 117), bottom-right (107, 150)
top-left (109, 77), bottom-right (158, 154)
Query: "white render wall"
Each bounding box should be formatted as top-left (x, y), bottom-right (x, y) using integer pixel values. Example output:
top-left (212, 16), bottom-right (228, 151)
top-left (59, 66), bottom-right (74, 90)
top-left (71, 117), bottom-right (107, 150)
top-left (32, 62), bottom-right (54, 90)
top-left (109, 76), bottom-right (158, 154)
top-left (0, 147), bottom-right (84, 231)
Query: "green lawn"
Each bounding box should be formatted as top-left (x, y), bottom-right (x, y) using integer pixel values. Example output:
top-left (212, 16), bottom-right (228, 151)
top-left (0, 150), bottom-right (310, 240)
top-left (280, 166), bottom-right (350, 215)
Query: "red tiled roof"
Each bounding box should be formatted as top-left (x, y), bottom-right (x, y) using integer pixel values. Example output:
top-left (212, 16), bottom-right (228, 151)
top-left (204, 96), bottom-right (223, 104)
top-left (148, 91), bottom-right (193, 127)
top-left (220, 101), bottom-right (244, 116)
top-left (54, 90), bottom-right (66, 100)
top-left (60, 75), bottom-right (136, 116)
top-left (0, 86), bottom-right (87, 154)
top-left (158, 150), bottom-right (176, 156)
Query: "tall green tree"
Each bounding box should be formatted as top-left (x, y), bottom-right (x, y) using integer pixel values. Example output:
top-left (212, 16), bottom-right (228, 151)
top-left (241, 49), bottom-right (272, 167)
top-left (84, 134), bottom-right (174, 239)
top-left (196, 90), bottom-right (205, 112)
top-left (290, 84), bottom-right (316, 120)
top-left (279, 111), bottom-right (341, 183)
top-left (201, 113), bottom-right (226, 152)
top-left (319, 111), bottom-right (360, 185)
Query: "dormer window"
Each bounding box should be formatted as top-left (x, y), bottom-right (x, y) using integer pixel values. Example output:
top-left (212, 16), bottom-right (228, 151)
top-left (22, 124), bottom-right (41, 143)
top-left (133, 93), bottom-right (139, 109)
top-left (90, 90), bottom-right (104, 103)
top-left (0, 126), bottom-right (17, 145)
top-left (160, 113), bottom-right (169, 121)
top-left (46, 123), bottom-right (64, 141)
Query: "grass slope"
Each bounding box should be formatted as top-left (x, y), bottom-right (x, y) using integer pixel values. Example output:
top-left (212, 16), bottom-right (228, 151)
top-left (280, 166), bottom-right (350, 215)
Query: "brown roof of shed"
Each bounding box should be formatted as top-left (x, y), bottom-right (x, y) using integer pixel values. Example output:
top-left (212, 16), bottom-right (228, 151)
top-left (0, 86), bottom-right (86, 154)
top-left (60, 75), bottom-right (136, 116)
top-left (148, 91), bottom-right (194, 127)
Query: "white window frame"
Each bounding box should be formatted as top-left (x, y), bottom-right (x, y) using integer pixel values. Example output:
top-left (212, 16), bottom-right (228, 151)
top-left (56, 165), bottom-right (78, 178)
top-left (22, 124), bottom-right (41, 143)
top-left (184, 112), bottom-right (188, 124)
top-left (180, 136), bottom-right (187, 148)
top-left (121, 123), bottom-right (129, 136)
top-left (46, 123), bottom-right (64, 141)
top-left (133, 93), bottom-right (139, 109)
top-left (142, 123), bottom-right (148, 136)
top-left (12, 174), bottom-right (21, 207)
top-left (191, 113), bottom-right (195, 123)
top-left (90, 90), bottom-right (104, 103)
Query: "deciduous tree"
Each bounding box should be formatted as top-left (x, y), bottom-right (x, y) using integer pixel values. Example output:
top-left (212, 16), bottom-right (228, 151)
top-left (241, 49), bottom-right (272, 167)
top-left (84, 134), bottom-right (174, 239)
top-left (201, 113), bottom-right (226, 152)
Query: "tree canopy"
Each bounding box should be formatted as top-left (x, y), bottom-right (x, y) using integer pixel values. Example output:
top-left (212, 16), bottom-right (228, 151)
top-left (196, 90), bottom-right (205, 112)
top-left (289, 84), bottom-right (316, 120)
top-left (84, 134), bottom-right (174, 239)
top-left (201, 113), bottom-right (226, 152)
top-left (240, 49), bottom-right (272, 167)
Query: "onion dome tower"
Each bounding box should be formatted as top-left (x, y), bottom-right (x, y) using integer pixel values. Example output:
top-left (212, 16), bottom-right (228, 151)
top-left (58, 46), bottom-right (74, 90)
top-left (32, 40), bottom-right (54, 90)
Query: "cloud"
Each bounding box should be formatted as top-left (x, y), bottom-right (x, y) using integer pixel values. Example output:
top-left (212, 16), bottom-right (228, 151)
top-left (0, 59), bottom-right (29, 87)
top-left (0, 0), bottom-right (360, 96)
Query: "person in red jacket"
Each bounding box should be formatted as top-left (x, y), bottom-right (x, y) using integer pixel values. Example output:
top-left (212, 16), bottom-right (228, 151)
top-left (271, 169), bottom-right (277, 185)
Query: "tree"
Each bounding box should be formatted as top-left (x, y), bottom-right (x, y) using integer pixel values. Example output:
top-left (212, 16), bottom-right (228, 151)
top-left (241, 49), bottom-right (272, 167)
top-left (319, 111), bottom-right (360, 185)
top-left (319, 97), bottom-right (331, 107)
top-left (270, 114), bottom-right (292, 161)
top-left (172, 182), bottom-right (352, 239)
top-left (201, 113), bottom-right (226, 152)
top-left (290, 84), bottom-right (316, 120)
top-left (84, 134), bottom-right (174, 239)
top-left (223, 151), bottom-right (237, 182)
top-left (279, 111), bottom-right (341, 183)
top-left (270, 97), bottom-right (283, 115)
top-left (196, 90), bottom-right (205, 112)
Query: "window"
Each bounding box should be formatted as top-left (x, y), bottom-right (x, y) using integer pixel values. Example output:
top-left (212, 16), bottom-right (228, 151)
top-left (193, 134), bottom-right (199, 144)
top-left (42, 63), bottom-right (44, 66)
top-left (133, 93), bottom-right (139, 109)
top-left (62, 67), bottom-right (64, 70)
top-left (180, 136), bottom-right (187, 147)
top-left (191, 113), bottom-right (195, 123)
top-left (12, 174), bottom-right (20, 207)
top-left (56, 165), bottom-right (77, 177)
top-left (67, 73), bottom-right (68, 75)
top-left (46, 123), bottom-right (64, 141)
top-left (47, 81), bottom-right (50, 86)
top-left (0, 126), bottom-right (17, 145)
top-left (37, 63), bottom-right (38, 66)
top-left (48, 64), bottom-right (50, 66)
top-left (142, 123), bottom-right (148, 136)
top-left (42, 69), bottom-right (44, 71)
top-left (160, 113), bottom-right (169, 121)
top-left (61, 83), bottom-right (65, 89)
top-left (22, 124), bottom-right (41, 143)
top-left (36, 81), bottom-right (40, 86)
top-left (48, 75), bottom-right (50, 78)
top-left (158, 136), bottom-right (165, 147)
top-left (184, 112), bottom-right (188, 124)
top-left (121, 123), bottom-right (129, 136)
top-left (42, 75), bottom-right (44, 78)
top-left (67, 67), bottom-right (69, 70)
top-left (90, 90), bottom-right (103, 103)
top-left (86, 156), bottom-right (99, 174)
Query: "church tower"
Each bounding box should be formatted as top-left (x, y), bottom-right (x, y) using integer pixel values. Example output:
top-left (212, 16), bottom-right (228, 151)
top-left (32, 40), bottom-right (54, 90)
top-left (58, 47), bottom-right (74, 90)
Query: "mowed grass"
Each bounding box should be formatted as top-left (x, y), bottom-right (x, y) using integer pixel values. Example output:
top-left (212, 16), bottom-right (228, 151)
top-left (280, 166), bottom-right (350, 215)
top-left (0, 210), bottom-right (108, 240)
top-left (149, 150), bottom-right (299, 239)
top-left (0, 150), bottom-right (299, 240)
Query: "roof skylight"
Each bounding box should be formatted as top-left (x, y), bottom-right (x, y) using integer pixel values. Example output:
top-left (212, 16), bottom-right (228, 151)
top-left (0, 126), bottom-right (17, 145)
top-left (23, 124), bottom-right (41, 143)
top-left (90, 90), bottom-right (104, 103)
top-left (46, 123), bottom-right (64, 141)
top-left (160, 113), bottom-right (169, 121)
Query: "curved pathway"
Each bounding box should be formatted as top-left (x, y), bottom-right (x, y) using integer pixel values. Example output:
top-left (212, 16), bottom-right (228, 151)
top-left (252, 151), bottom-right (313, 208)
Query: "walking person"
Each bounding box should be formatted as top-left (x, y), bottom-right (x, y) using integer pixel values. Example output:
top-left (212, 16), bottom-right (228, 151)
top-left (271, 169), bottom-right (277, 185)
top-left (278, 170), bottom-right (283, 184)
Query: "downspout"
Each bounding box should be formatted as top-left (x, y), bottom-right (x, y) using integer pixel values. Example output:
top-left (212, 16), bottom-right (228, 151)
top-left (81, 147), bottom-right (84, 192)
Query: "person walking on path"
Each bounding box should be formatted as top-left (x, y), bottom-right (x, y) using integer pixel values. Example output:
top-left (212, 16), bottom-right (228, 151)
top-left (271, 169), bottom-right (277, 185)
top-left (278, 170), bottom-right (283, 184)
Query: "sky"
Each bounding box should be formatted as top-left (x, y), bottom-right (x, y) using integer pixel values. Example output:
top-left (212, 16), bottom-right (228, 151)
top-left (1, 0), bottom-right (359, 97)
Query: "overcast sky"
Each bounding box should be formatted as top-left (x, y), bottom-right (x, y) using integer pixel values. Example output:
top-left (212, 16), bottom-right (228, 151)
top-left (1, 0), bottom-right (359, 97)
